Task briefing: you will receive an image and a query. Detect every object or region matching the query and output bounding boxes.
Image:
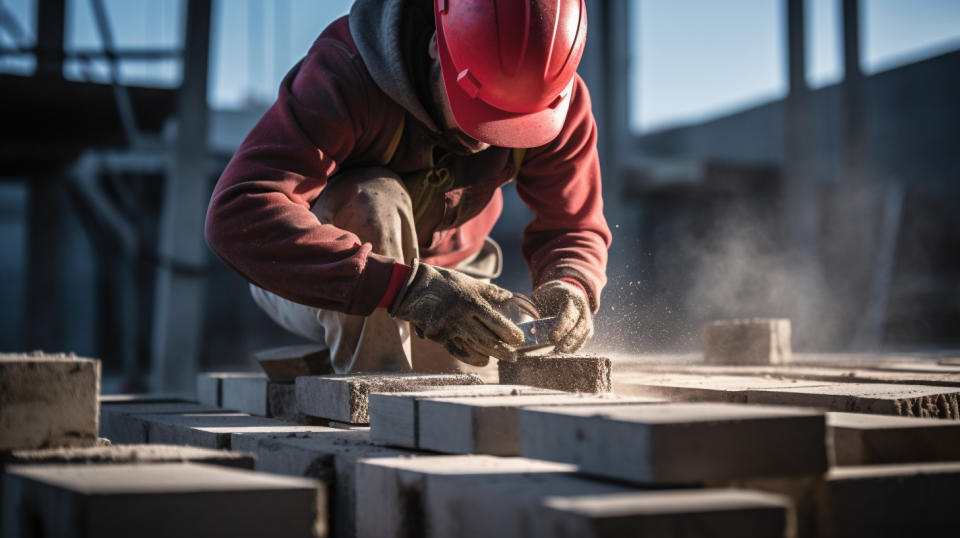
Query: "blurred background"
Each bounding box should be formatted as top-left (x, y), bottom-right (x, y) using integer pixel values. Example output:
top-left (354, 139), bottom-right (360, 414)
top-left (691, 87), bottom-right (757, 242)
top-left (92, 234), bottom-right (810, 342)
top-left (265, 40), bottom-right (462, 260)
top-left (1, 0), bottom-right (958, 394)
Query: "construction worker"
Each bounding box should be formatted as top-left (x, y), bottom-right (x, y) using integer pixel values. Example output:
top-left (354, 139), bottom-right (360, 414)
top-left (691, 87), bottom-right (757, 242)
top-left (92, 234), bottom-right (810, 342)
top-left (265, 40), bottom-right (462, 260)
top-left (205, 0), bottom-right (610, 375)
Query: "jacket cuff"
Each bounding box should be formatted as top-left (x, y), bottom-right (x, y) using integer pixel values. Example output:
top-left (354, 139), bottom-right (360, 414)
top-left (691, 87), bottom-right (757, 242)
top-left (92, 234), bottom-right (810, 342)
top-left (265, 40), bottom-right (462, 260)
top-left (378, 263), bottom-right (412, 308)
top-left (349, 252), bottom-right (399, 315)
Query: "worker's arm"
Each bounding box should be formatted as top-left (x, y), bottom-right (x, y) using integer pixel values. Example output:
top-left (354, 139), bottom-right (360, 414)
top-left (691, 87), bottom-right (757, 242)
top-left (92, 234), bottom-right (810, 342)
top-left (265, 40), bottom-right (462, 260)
top-left (515, 75), bottom-right (611, 351)
top-left (205, 36), bottom-right (402, 316)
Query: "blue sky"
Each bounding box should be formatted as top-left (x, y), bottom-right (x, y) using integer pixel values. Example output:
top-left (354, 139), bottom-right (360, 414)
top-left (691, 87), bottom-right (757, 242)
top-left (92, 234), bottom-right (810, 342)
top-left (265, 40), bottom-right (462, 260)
top-left (2, 0), bottom-right (959, 133)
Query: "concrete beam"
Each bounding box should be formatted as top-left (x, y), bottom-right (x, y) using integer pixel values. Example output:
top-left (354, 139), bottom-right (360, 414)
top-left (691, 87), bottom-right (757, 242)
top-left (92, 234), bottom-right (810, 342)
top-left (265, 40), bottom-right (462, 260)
top-left (828, 412), bottom-right (960, 465)
top-left (99, 401), bottom-right (224, 444)
top-left (520, 402), bottom-right (828, 484)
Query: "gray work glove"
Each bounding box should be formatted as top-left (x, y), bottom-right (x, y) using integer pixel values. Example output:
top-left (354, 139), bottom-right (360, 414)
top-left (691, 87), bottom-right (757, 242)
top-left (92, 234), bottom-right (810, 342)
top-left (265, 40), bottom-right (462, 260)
top-left (389, 260), bottom-right (525, 366)
top-left (531, 280), bottom-right (593, 353)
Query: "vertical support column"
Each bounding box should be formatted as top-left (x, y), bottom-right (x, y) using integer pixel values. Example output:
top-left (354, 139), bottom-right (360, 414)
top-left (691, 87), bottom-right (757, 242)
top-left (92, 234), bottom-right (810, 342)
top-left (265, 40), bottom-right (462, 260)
top-left (842, 0), bottom-right (864, 189)
top-left (35, 0), bottom-right (65, 78)
top-left (150, 0), bottom-right (213, 393)
top-left (782, 0), bottom-right (818, 259)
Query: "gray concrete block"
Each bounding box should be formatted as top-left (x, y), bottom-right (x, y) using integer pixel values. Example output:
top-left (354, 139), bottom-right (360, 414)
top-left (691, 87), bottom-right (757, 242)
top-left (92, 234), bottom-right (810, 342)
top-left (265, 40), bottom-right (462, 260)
top-left (219, 375), bottom-right (307, 423)
top-left (355, 455), bottom-right (577, 538)
top-left (0, 353), bottom-right (100, 450)
top-left (827, 412), bottom-right (960, 465)
top-left (745, 383), bottom-right (960, 418)
top-left (140, 413), bottom-right (289, 449)
top-left (418, 393), bottom-right (664, 456)
top-left (240, 428), bottom-right (414, 538)
top-left (355, 455), bottom-right (790, 538)
top-left (613, 373), bottom-right (831, 402)
top-left (369, 385), bottom-right (564, 448)
top-left (195, 372), bottom-right (263, 406)
top-left (2, 444), bottom-right (255, 470)
top-left (636, 362), bottom-right (960, 388)
top-left (2, 462), bottom-right (324, 538)
top-left (702, 318), bottom-right (791, 365)
top-left (819, 463), bottom-right (960, 537)
top-left (99, 394), bottom-right (190, 405)
top-left (520, 402), bottom-right (828, 484)
top-left (499, 354), bottom-right (612, 392)
top-left (255, 344), bottom-right (333, 382)
top-left (295, 373), bottom-right (483, 424)
top-left (98, 402), bottom-right (225, 444)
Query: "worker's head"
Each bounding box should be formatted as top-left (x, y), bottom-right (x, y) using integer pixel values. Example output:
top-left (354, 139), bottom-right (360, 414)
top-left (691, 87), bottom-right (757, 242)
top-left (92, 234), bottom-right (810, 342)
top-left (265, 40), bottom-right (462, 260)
top-left (431, 0), bottom-right (588, 149)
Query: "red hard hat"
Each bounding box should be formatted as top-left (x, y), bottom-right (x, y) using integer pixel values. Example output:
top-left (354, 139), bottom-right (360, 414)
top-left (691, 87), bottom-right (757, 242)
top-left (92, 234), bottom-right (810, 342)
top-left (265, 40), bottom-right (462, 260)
top-left (434, 0), bottom-right (587, 148)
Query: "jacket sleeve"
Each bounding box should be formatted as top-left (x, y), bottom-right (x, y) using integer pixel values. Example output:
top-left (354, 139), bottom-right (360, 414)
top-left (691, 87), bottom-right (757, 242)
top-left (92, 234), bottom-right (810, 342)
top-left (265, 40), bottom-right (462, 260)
top-left (514, 75), bottom-right (612, 313)
top-left (204, 39), bottom-right (397, 316)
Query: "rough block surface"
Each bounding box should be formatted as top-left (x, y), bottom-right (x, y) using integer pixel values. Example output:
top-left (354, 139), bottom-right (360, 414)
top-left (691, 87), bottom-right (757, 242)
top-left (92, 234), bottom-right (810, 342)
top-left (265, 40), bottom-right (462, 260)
top-left (2, 444), bottom-right (255, 469)
top-left (827, 412), bottom-right (960, 465)
top-left (2, 462), bottom-right (324, 538)
top-left (296, 373), bottom-right (484, 424)
top-left (613, 373), bottom-right (830, 403)
top-left (0, 352), bottom-right (100, 450)
top-left (520, 402), bottom-right (828, 484)
top-left (745, 383), bottom-right (960, 418)
top-left (499, 354), bottom-right (612, 393)
top-left (702, 318), bottom-right (791, 365)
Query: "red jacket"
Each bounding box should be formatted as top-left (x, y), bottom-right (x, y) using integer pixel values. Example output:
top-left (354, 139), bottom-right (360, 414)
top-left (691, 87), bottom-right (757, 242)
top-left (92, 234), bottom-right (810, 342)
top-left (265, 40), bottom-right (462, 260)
top-left (205, 17), bottom-right (610, 317)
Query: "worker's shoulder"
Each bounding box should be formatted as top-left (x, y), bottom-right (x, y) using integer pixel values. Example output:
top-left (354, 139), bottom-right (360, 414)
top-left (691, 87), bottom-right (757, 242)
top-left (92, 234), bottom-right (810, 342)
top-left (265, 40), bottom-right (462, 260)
top-left (304, 16), bottom-right (363, 65)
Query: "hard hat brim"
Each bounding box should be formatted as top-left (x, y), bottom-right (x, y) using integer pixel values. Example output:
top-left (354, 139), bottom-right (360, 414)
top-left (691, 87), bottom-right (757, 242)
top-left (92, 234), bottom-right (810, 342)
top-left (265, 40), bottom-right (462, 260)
top-left (436, 26), bottom-right (573, 149)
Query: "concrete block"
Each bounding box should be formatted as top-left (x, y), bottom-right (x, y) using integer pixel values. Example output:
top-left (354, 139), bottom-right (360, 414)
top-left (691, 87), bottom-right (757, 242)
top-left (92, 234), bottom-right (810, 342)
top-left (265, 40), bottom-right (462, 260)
top-left (827, 412), bottom-right (960, 465)
top-left (355, 455), bottom-right (790, 538)
top-left (195, 372), bottom-right (263, 406)
top-left (745, 383), bottom-right (960, 418)
top-left (613, 373), bottom-right (831, 402)
top-left (2, 462), bottom-right (324, 538)
top-left (0, 352), bottom-right (100, 450)
top-left (634, 362), bottom-right (960, 388)
top-left (418, 393), bottom-right (664, 455)
top-left (98, 402), bottom-right (224, 444)
top-left (369, 384), bottom-right (564, 448)
top-left (295, 373), bottom-right (483, 424)
top-left (255, 344), bottom-right (333, 382)
top-left (355, 455), bottom-right (577, 538)
top-left (520, 402), bottom-right (828, 484)
top-left (238, 427), bottom-right (413, 538)
top-left (2, 444), bottom-right (254, 470)
top-left (499, 354), bottom-right (612, 393)
top-left (219, 375), bottom-right (308, 423)
top-left (818, 463), bottom-right (960, 537)
top-left (702, 318), bottom-right (791, 365)
top-left (140, 413), bottom-right (289, 449)
top-left (99, 394), bottom-right (190, 405)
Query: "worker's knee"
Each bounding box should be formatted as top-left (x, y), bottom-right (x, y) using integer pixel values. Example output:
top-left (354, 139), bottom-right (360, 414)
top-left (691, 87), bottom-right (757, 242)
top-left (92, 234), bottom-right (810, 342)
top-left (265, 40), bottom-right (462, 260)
top-left (312, 166), bottom-right (415, 255)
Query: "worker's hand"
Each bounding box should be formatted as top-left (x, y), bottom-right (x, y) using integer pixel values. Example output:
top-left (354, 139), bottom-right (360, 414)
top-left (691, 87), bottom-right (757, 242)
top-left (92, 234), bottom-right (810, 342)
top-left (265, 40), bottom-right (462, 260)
top-left (531, 280), bottom-right (593, 353)
top-left (389, 261), bottom-right (525, 366)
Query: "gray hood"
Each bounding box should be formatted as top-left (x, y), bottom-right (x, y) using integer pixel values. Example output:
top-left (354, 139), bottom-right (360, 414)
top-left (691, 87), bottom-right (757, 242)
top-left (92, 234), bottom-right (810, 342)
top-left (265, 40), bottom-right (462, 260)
top-left (349, 0), bottom-right (439, 131)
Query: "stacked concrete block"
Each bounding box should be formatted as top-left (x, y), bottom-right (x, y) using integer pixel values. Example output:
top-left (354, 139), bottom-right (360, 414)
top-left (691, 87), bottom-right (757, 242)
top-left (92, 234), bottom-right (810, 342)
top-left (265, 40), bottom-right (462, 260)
top-left (355, 455), bottom-right (791, 538)
top-left (139, 412), bottom-right (289, 449)
top-left (636, 362), bottom-right (960, 388)
top-left (369, 384), bottom-right (564, 448)
top-left (2, 463), bottom-right (324, 538)
top-left (828, 412), bottom-right (960, 465)
top-left (499, 354), bottom-right (612, 392)
top-left (0, 353), bottom-right (100, 450)
top-left (255, 344), bottom-right (333, 382)
top-left (195, 372), bottom-right (263, 406)
top-left (295, 373), bottom-right (483, 424)
top-left (818, 463), bottom-right (960, 537)
top-left (702, 318), bottom-right (791, 365)
top-left (613, 373), bottom-right (831, 403)
top-left (744, 383), bottom-right (960, 418)
top-left (520, 403), bottom-right (828, 484)
top-left (219, 374), bottom-right (308, 423)
top-left (99, 402), bottom-right (223, 444)
top-left (234, 427), bottom-right (413, 538)
top-left (1, 444), bottom-right (255, 470)
top-left (417, 393), bottom-right (664, 455)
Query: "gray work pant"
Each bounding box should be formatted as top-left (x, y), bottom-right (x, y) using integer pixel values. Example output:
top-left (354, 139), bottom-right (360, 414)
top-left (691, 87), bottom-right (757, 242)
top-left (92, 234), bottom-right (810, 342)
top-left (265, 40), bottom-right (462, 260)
top-left (250, 167), bottom-right (502, 378)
